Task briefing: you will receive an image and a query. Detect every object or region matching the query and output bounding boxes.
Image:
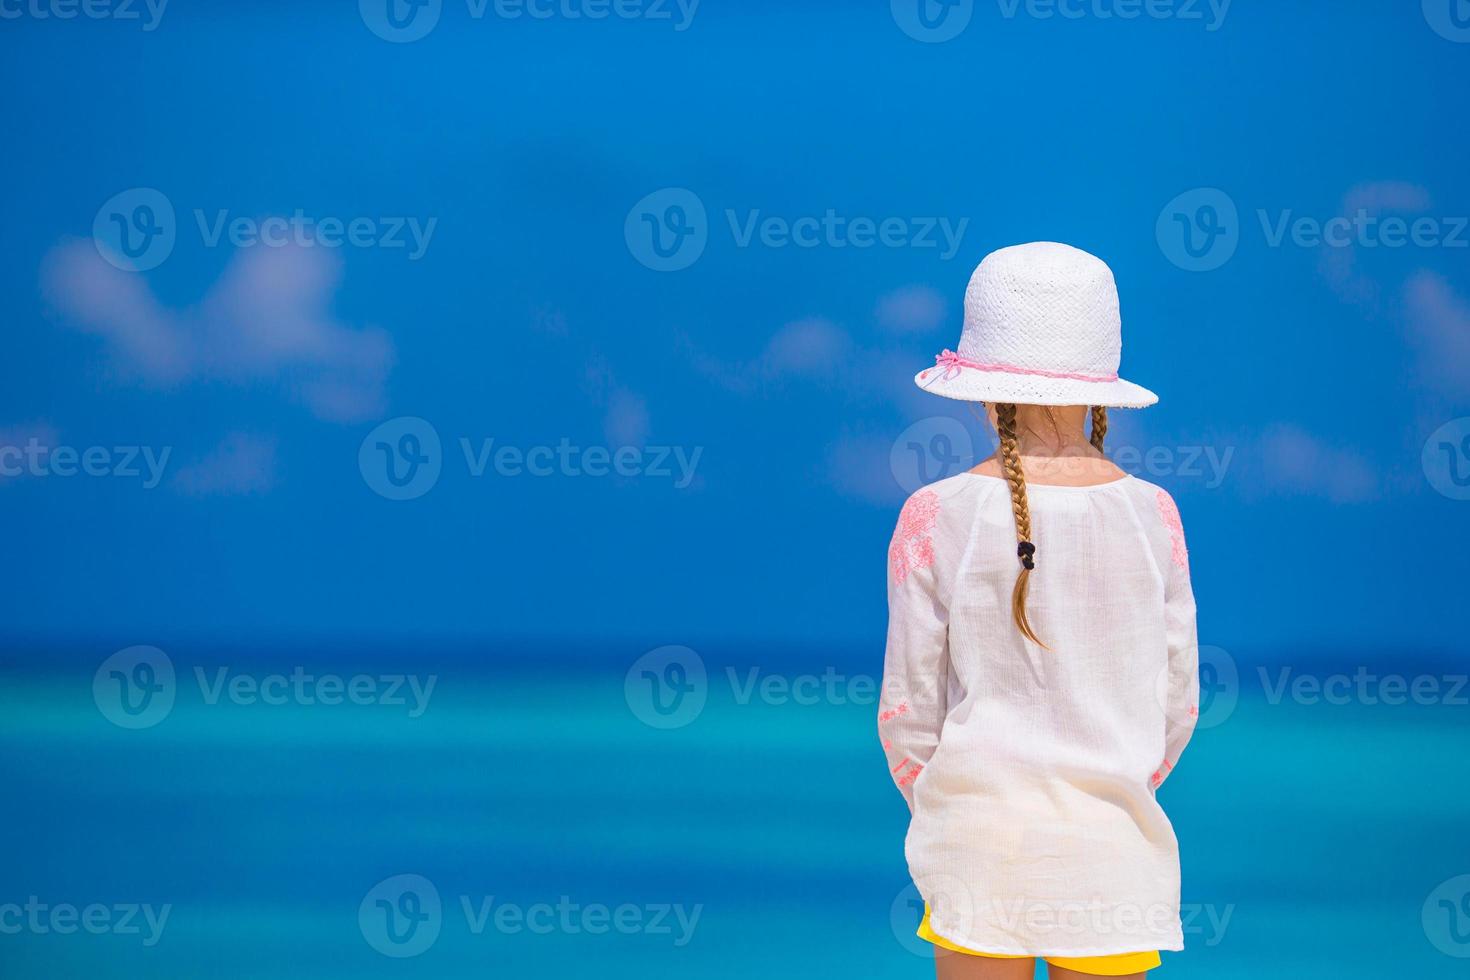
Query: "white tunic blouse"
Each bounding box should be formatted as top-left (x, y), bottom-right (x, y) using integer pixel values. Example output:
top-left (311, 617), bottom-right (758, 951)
top-left (880, 472), bottom-right (1199, 956)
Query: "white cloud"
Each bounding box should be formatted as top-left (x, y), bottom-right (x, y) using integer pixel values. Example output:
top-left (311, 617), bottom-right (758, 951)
top-left (758, 317), bottom-right (850, 379)
top-left (41, 239), bottom-right (394, 423)
top-left (1318, 181), bottom-right (1432, 310)
top-left (1340, 182), bottom-right (1432, 215)
top-left (1404, 270), bottom-right (1470, 397)
top-left (683, 317), bottom-right (855, 394)
top-left (172, 432), bottom-right (279, 496)
top-left (875, 285), bottom-right (946, 334)
top-left (1257, 425), bottom-right (1379, 503)
top-left (603, 388), bottom-right (650, 448)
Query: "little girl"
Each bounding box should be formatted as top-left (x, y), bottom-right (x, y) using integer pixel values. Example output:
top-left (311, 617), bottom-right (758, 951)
top-left (880, 243), bottom-right (1199, 979)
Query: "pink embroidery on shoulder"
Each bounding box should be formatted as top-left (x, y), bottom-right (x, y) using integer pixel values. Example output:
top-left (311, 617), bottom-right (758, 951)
top-left (889, 489), bottom-right (940, 585)
top-left (1155, 489), bottom-right (1189, 573)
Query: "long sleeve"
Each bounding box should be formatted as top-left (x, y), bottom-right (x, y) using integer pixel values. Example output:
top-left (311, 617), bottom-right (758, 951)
top-left (1152, 491), bottom-right (1199, 790)
top-left (878, 489), bottom-right (950, 811)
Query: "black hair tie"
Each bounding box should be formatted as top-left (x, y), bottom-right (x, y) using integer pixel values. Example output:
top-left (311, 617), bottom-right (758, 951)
top-left (1017, 541), bottom-right (1036, 570)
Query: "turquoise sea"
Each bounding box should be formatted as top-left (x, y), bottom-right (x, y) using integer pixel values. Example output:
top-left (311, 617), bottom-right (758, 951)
top-left (3, 644), bottom-right (1468, 978)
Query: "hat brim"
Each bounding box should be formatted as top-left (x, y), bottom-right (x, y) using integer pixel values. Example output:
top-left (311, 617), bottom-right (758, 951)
top-left (914, 366), bottom-right (1158, 408)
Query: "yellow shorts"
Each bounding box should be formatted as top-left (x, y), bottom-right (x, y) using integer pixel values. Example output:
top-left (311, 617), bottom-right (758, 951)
top-left (919, 907), bottom-right (1162, 976)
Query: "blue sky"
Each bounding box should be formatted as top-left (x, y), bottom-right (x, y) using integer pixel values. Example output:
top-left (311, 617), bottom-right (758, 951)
top-left (2, 2), bottom-right (1468, 658)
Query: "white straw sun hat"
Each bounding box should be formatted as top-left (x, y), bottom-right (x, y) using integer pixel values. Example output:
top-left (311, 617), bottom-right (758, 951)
top-left (915, 242), bottom-right (1158, 408)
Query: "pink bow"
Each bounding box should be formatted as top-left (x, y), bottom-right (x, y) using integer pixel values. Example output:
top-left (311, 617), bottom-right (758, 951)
top-left (935, 349), bottom-right (973, 380)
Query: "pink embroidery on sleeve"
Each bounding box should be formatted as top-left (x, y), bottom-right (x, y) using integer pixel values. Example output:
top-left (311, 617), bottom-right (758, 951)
top-left (893, 759), bottom-right (924, 787)
top-left (1150, 758), bottom-right (1174, 788)
top-left (1188, 704), bottom-right (1199, 719)
top-left (889, 489), bottom-right (941, 585)
top-left (878, 702), bottom-right (910, 724)
top-left (1155, 489), bottom-right (1189, 573)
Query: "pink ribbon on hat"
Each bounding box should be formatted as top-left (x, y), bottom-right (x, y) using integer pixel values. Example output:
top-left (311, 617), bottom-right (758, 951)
top-left (932, 349), bottom-right (1119, 383)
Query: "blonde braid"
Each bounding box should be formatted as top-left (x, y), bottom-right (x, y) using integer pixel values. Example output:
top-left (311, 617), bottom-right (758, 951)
top-left (996, 404), bottom-right (1045, 647)
top-left (1090, 405), bottom-right (1108, 452)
